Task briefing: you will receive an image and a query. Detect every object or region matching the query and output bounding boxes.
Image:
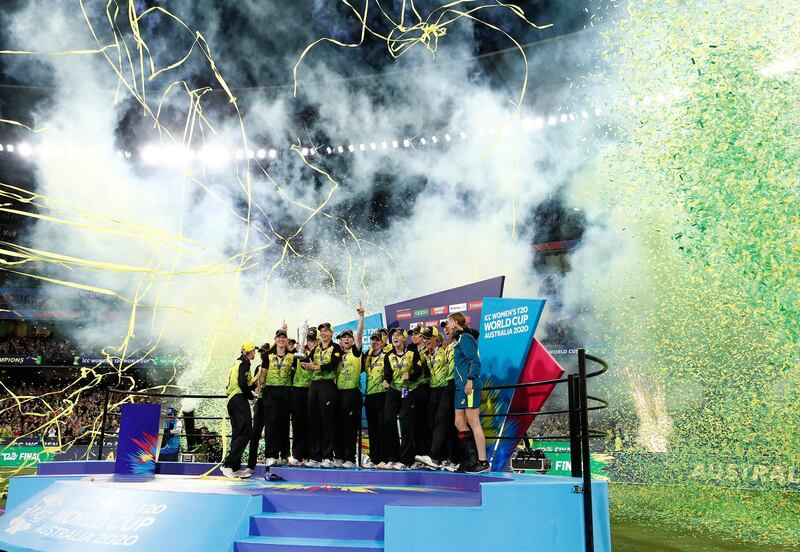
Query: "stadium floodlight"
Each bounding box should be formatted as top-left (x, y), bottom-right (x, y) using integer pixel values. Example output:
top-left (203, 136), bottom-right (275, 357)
top-left (560, 114), bottom-right (568, 123)
top-left (370, 142), bottom-right (376, 150)
top-left (141, 144), bottom-right (158, 164)
top-left (18, 143), bottom-right (32, 157)
top-left (547, 116), bottom-right (557, 126)
top-left (347, 144), bottom-right (354, 152)
top-left (326, 146), bottom-right (332, 154)
top-left (402, 139), bottom-right (410, 147)
top-left (247, 150), bottom-right (255, 159)
top-left (256, 148), bottom-right (266, 159)
top-left (381, 141), bottom-right (388, 149)
top-left (308, 148), bottom-right (316, 156)
top-left (431, 136), bottom-right (438, 143)
top-left (235, 149), bottom-right (244, 160)
top-left (595, 107), bottom-right (603, 116)
top-left (359, 144), bottom-right (366, 151)
top-left (581, 110), bottom-right (589, 119)
top-left (444, 134), bottom-right (452, 142)
top-left (269, 149), bottom-right (277, 158)
top-left (459, 131), bottom-right (467, 139)
top-left (534, 117), bottom-right (544, 129)
top-left (301, 147), bottom-right (309, 156)
top-left (338, 145), bottom-right (344, 153)
top-left (568, 113), bottom-right (576, 121)
top-left (420, 137), bottom-right (427, 145)
top-left (391, 140), bottom-right (399, 148)
top-left (6, 144), bottom-right (15, 152)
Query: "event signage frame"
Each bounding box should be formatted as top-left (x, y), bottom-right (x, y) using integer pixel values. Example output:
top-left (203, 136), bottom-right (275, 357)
top-left (384, 276), bottom-right (505, 331)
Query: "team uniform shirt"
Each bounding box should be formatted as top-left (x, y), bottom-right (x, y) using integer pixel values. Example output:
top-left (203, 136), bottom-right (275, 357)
top-left (444, 342), bottom-right (456, 382)
top-left (309, 342), bottom-right (343, 382)
top-left (453, 332), bottom-right (481, 387)
top-left (364, 349), bottom-right (387, 395)
top-left (226, 357), bottom-right (255, 399)
top-left (337, 346), bottom-right (363, 390)
top-left (293, 347), bottom-right (315, 388)
top-left (410, 342), bottom-right (432, 386)
top-left (425, 346), bottom-right (449, 388)
top-left (383, 348), bottom-right (423, 392)
top-left (260, 351), bottom-right (296, 394)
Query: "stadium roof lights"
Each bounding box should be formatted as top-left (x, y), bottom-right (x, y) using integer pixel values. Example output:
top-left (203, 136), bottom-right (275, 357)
top-left (0, 101), bottom-right (638, 167)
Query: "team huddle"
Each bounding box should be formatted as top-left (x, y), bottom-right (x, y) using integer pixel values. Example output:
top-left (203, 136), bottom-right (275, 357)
top-left (220, 309), bottom-right (490, 478)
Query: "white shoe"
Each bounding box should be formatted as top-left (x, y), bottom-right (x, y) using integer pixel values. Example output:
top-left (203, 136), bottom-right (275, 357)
top-left (221, 467), bottom-right (238, 479)
top-left (234, 469), bottom-right (252, 478)
top-left (409, 461), bottom-right (426, 470)
top-left (342, 461), bottom-right (355, 469)
top-left (265, 457), bottom-right (277, 467)
top-left (441, 461), bottom-right (458, 472)
top-left (392, 462), bottom-right (407, 470)
top-left (320, 459), bottom-right (334, 469)
top-left (304, 459), bottom-right (320, 468)
top-left (362, 459), bottom-right (375, 469)
top-left (415, 455), bottom-right (440, 469)
top-left (287, 457), bottom-right (302, 466)
top-left (333, 459), bottom-right (344, 468)
top-left (375, 462), bottom-right (389, 470)
top-left (274, 458), bottom-right (287, 466)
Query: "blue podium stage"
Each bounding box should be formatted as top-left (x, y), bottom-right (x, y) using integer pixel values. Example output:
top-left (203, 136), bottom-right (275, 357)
top-left (0, 461), bottom-right (610, 551)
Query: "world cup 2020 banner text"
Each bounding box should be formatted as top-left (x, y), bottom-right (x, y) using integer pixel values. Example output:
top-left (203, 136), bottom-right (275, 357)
top-left (384, 276), bottom-right (505, 331)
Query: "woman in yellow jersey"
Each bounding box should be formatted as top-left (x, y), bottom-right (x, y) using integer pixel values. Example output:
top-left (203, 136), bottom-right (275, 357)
top-left (221, 342), bottom-right (258, 479)
top-left (333, 307), bottom-right (365, 468)
top-left (300, 322), bottom-right (343, 468)
top-left (244, 341), bottom-right (271, 476)
top-left (415, 326), bottom-right (456, 470)
top-left (261, 328), bottom-right (296, 466)
top-left (408, 327), bottom-right (432, 462)
top-left (362, 330), bottom-right (387, 468)
top-left (381, 327), bottom-right (423, 469)
top-left (288, 327), bottom-right (317, 466)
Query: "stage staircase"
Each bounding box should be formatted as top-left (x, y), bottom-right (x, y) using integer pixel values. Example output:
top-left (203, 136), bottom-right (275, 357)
top-left (233, 467), bottom-right (486, 552)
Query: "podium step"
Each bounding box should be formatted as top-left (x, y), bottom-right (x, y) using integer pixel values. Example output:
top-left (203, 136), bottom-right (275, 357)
top-left (234, 536), bottom-right (384, 552)
top-left (251, 512), bottom-right (384, 540)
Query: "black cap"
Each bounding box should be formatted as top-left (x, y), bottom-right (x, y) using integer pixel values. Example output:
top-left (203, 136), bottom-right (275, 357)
top-left (317, 322), bottom-right (332, 331)
top-left (337, 329), bottom-right (354, 339)
top-left (288, 338), bottom-right (297, 345)
top-left (408, 326), bottom-right (421, 334)
top-left (258, 342), bottom-right (271, 353)
top-left (378, 328), bottom-right (389, 336)
top-left (421, 326), bottom-right (439, 339)
top-left (306, 327), bottom-right (318, 340)
top-left (389, 327), bottom-right (407, 338)
top-left (369, 331), bottom-right (381, 341)
top-left (275, 329), bottom-right (288, 338)
top-left (439, 320), bottom-right (448, 327)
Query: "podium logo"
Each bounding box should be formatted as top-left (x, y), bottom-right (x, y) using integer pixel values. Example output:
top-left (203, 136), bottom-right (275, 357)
top-left (449, 303), bottom-right (467, 313)
top-left (5, 491), bottom-right (66, 535)
top-left (431, 306), bottom-right (448, 315)
top-left (413, 308), bottom-right (430, 317)
top-left (396, 309), bottom-right (412, 320)
top-left (468, 300), bottom-right (483, 311)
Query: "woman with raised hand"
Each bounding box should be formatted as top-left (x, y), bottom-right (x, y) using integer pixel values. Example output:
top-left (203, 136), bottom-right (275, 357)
top-left (381, 327), bottom-right (423, 470)
top-left (446, 312), bottom-right (489, 473)
top-left (334, 307), bottom-right (365, 468)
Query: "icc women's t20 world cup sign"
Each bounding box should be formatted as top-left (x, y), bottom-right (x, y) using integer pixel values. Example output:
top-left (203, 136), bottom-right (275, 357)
top-left (383, 276), bottom-right (563, 470)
